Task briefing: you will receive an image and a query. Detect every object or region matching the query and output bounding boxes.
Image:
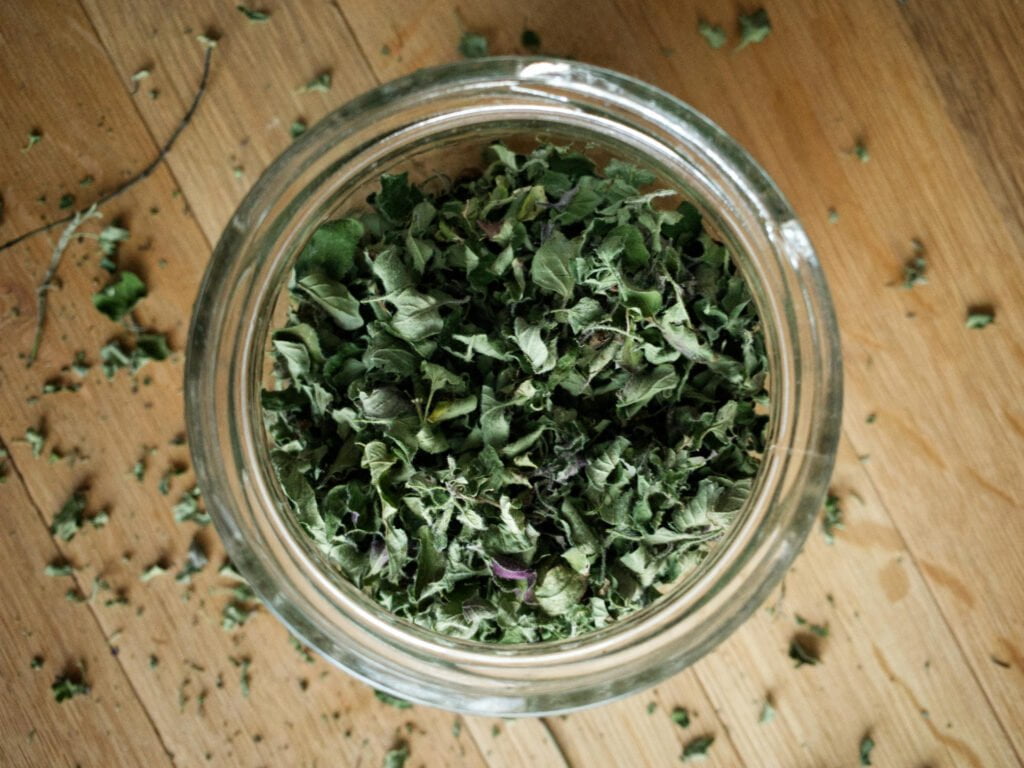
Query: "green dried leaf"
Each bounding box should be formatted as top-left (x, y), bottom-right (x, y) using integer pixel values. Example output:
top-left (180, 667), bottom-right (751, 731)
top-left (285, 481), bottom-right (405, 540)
top-left (458, 33), bottom-right (488, 58)
top-left (822, 492), bottom-right (843, 544)
top-left (671, 707), bottom-right (691, 727)
top-left (236, 4), bottom-right (270, 22)
top-left (860, 734), bottom-right (875, 765)
top-left (374, 690), bottom-right (413, 709)
top-left (966, 310), bottom-right (994, 329)
top-left (736, 8), bottom-right (771, 50)
top-left (383, 744), bottom-right (409, 768)
top-left (52, 671), bottom-right (89, 702)
top-left (92, 271), bottom-right (147, 321)
top-left (51, 492), bottom-right (87, 541)
top-left (298, 72), bottom-right (331, 93)
top-left (681, 735), bottom-right (715, 761)
top-left (698, 20), bottom-right (726, 49)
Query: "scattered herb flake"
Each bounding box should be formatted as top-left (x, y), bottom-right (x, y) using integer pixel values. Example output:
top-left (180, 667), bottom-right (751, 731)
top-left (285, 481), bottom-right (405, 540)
top-left (698, 20), bottom-right (727, 49)
top-left (789, 635), bottom-right (820, 667)
top-left (736, 9), bottom-right (771, 49)
top-left (681, 735), bottom-right (715, 762)
top-left (903, 239), bottom-right (926, 288)
top-left (795, 614), bottom-right (830, 637)
top-left (52, 670), bottom-right (90, 702)
top-left (26, 426), bottom-right (45, 457)
top-left (458, 33), bottom-right (489, 58)
top-left (236, 5), bottom-right (270, 22)
top-left (298, 72), bottom-right (331, 93)
top-left (827, 207), bottom-right (839, 223)
top-left (141, 563), bottom-right (167, 582)
top-left (290, 120), bottom-right (307, 139)
top-left (859, 734), bottom-right (875, 765)
top-left (23, 130), bottom-right (43, 152)
top-left (130, 69), bottom-right (151, 94)
top-left (865, 412), bottom-right (877, 424)
top-left (966, 309), bottom-right (994, 329)
top-left (289, 634), bottom-right (316, 663)
top-left (92, 271), bottom-right (147, 321)
top-left (853, 140), bottom-right (870, 163)
top-left (991, 655), bottom-right (1011, 668)
top-left (44, 563), bottom-right (74, 577)
top-left (759, 697), bottom-right (775, 724)
top-left (173, 486), bottom-right (210, 525)
top-left (671, 707), bottom-right (691, 728)
top-left (149, 654), bottom-right (159, 668)
top-left (51, 491), bottom-right (87, 541)
top-left (521, 29), bottom-right (541, 51)
top-left (196, 32), bottom-right (219, 50)
top-left (58, 193), bottom-right (75, 210)
top-left (383, 744), bottom-right (409, 768)
top-left (374, 690), bottom-right (413, 709)
top-left (647, 701), bottom-right (657, 715)
top-left (89, 509), bottom-right (110, 529)
top-left (229, 656), bottom-right (251, 697)
top-left (31, 655), bottom-right (45, 670)
top-left (176, 535), bottom-right (208, 583)
top-left (822, 493), bottom-right (843, 544)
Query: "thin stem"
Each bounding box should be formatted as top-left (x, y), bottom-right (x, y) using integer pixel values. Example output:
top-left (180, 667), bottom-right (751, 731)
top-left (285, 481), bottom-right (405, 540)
top-left (26, 205), bottom-right (102, 367)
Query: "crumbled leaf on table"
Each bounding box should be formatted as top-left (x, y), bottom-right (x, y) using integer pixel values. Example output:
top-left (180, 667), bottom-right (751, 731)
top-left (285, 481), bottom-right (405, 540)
top-left (459, 32), bottom-right (489, 58)
top-left (736, 9), bottom-right (771, 49)
top-left (698, 20), bottom-right (727, 49)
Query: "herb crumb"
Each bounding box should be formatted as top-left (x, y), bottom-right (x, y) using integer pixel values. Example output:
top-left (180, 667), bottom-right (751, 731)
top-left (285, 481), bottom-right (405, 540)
top-left (236, 5), bottom-right (270, 22)
top-left (736, 9), bottom-right (771, 49)
top-left (521, 29), bottom-right (541, 51)
top-left (698, 20), bottom-right (727, 49)
top-left (822, 492), bottom-right (843, 544)
top-left (23, 130), bottom-right (43, 152)
top-left (298, 72), bottom-right (331, 93)
top-left (384, 744), bottom-right (409, 768)
top-left (681, 735), bottom-right (715, 761)
top-left (671, 707), bottom-right (691, 728)
top-left (788, 635), bottom-right (821, 667)
top-left (458, 33), bottom-right (489, 58)
top-left (374, 690), bottom-right (413, 709)
top-left (859, 734), bottom-right (875, 765)
top-left (759, 697), bottom-right (775, 723)
top-left (965, 309), bottom-right (994, 329)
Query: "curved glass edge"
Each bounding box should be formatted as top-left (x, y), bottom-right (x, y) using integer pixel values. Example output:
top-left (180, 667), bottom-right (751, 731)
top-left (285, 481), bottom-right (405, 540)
top-left (186, 57), bottom-right (843, 715)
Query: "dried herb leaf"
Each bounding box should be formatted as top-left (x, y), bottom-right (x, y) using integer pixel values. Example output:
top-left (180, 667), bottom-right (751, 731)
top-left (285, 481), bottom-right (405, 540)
top-left (236, 5), bottom-right (270, 22)
top-left (736, 9), bottom-right (771, 49)
top-left (521, 29), bottom-right (541, 51)
top-left (458, 33), bottom-right (489, 59)
top-left (52, 492), bottom-right (87, 541)
top-left (374, 690), bottom-right (413, 709)
top-left (859, 734), bottom-right (875, 765)
top-left (671, 707), bottom-right (691, 727)
top-left (298, 72), bottom-right (331, 93)
top-left (92, 271), bottom-right (147, 321)
top-left (698, 20), bottom-right (726, 49)
top-left (966, 310), bottom-right (994, 329)
top-left (383, 744), bottom-right (409, 768)
top-left (822, 492), bottom-right (843, 544)
top-left (681, 735), bottom-right (715, 761)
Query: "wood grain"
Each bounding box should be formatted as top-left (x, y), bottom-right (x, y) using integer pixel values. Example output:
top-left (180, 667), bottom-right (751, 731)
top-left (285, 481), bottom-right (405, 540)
top-left (1, 0), bottom-right (1022, 766)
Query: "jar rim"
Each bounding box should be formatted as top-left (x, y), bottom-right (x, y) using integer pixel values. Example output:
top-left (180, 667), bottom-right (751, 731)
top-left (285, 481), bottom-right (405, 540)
top-left (186, 57), bottom-right (842, 715)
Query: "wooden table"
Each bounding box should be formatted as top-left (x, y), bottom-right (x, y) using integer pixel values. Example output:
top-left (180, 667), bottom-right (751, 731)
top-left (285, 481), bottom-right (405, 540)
top-left (1, 1), bottom-right (1022, 766)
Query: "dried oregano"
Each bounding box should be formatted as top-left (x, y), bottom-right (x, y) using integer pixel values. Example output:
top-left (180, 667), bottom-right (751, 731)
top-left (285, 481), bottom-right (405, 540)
top-left (263, 143), bottom-right (769, 641)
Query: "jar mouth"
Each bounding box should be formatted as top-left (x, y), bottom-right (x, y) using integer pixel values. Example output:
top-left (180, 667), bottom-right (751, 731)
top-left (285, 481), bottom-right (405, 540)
top-left (186, 57), bottom-right (842, 715)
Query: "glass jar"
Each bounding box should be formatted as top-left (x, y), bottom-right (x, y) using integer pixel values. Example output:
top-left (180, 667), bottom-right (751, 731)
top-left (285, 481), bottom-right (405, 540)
top-left (185, 58), bottom-right (842, 716)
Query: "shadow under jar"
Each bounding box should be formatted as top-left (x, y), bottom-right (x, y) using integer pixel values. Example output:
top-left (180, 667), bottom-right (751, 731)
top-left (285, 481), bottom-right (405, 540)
top-left (186, 58), bottom-right (842, 716)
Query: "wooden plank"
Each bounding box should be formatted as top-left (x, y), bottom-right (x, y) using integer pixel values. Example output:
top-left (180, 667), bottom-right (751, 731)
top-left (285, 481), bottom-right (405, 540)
top-left (0, 461), bottom-right (176, 768)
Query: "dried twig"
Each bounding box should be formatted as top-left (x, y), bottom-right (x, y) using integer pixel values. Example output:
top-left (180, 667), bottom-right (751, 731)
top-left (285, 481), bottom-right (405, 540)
top-left (26, 205), bottom-right (102, 366)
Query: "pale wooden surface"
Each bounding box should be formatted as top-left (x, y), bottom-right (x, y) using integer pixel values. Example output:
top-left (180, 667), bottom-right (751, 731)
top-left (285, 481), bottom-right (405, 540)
top-left (1, 1), bottom-right (1022, 766)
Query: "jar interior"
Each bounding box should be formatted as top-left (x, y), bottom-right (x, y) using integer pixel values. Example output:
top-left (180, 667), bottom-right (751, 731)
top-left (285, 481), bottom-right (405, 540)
top-left (255, 118), bottom-right (782, 651)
